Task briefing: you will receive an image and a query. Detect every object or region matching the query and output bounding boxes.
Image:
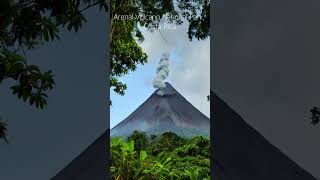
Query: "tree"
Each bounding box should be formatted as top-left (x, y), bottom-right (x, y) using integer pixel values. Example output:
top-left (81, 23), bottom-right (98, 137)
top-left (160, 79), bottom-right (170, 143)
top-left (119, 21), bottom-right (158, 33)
top-left (110, 0), bottom-right (210, 95)
top-left (110, 0), bottom-right (179, 95)
top-left (177, 0), bottom-right (211, 41)
top-left (0, 0), bottom-right (108, 142)
top-left (128, 130), bottom-right (148, 154)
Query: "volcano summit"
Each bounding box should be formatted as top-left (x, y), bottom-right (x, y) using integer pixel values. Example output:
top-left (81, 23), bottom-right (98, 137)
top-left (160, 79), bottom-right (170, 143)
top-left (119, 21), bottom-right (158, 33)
top-left (111, 82), bottom-right (210, 138)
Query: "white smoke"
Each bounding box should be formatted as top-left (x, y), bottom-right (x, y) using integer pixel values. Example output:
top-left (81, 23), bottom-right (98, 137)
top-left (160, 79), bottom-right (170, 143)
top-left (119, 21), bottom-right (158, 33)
top-left (153, 53), bottom-right (169, 95)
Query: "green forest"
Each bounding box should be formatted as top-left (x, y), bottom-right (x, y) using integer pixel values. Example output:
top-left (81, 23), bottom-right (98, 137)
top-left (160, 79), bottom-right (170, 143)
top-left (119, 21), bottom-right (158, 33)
top-left (110, 130), bottom-right (210, 180)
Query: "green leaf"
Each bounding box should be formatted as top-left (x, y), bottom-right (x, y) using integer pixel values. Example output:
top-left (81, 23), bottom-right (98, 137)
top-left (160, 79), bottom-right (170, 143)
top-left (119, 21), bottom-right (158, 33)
top-left (128, 140), bottom-right (135, 152)
top-left (111, 137), bottom-right (123, 147)
top-left (140, 150), bottom-right (147, 161)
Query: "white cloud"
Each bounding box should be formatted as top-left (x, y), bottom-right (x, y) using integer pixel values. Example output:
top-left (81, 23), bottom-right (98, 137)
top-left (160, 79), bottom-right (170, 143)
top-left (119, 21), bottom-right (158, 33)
top-left (139, 23), bottom-right (210, 117)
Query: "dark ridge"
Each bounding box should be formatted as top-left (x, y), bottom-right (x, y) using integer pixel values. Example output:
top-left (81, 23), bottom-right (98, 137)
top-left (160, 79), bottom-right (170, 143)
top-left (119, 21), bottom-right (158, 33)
top-left (50, 130), bottom-right (108, 180)
top-left (212, 93), bottom-right (317, 180)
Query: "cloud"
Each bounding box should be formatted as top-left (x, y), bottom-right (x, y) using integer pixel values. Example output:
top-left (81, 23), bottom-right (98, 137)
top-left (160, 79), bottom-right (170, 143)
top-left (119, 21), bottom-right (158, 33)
top-left (139, 22), bottom-right (210, 117)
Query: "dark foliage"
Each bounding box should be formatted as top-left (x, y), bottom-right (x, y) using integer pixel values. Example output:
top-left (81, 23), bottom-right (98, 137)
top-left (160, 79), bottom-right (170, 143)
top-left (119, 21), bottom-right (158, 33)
top-left (0, 0), bottom-right (107, 141)
top-left (0, 120), bottom-right (8, 143)
top-left (310, 106), bottom-right (320, 126)
top-left (128, 130), bottom-right (148, 154)
top-left (177, 0), bottom-right (211, 41)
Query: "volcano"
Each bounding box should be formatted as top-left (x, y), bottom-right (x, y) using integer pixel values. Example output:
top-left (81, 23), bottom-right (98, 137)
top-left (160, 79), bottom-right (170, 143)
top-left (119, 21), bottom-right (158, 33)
top-left (212, 93), bottom-right (317, 180)
top-left (111, 82), bottom-right (210, 138)
top-left (51, 91), bottom-right (318, 180)
top-left (51, 131), bottom-right (108, 180)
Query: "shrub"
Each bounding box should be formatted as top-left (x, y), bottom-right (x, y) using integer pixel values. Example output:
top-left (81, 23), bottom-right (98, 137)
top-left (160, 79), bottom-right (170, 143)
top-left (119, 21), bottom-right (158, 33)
top-left (110, 131), bottom-right (210, 180)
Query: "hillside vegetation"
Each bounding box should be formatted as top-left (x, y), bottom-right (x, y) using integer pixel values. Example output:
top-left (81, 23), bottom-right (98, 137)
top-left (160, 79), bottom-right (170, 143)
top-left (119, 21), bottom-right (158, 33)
top-left (110, 130), bottom-right (210, 180)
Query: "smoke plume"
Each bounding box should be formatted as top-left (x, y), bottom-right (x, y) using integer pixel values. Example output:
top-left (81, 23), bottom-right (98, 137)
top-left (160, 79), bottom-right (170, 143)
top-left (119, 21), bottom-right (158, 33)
top-left (153, 53), bottom-right (169, 95)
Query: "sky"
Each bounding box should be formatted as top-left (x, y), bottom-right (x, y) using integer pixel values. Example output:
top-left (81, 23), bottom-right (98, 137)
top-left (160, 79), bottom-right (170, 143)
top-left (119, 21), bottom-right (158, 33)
top-left (110, 21), bottom-right (210, 129)
top-left (214, 0), bottom-right (320, 178)
top-left (0, 7), bottom-right (107, 180)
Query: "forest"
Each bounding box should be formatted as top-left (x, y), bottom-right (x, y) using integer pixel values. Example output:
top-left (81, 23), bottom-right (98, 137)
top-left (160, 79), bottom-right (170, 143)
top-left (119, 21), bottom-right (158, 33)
top-left (110, 130), bottom-right (210, 180)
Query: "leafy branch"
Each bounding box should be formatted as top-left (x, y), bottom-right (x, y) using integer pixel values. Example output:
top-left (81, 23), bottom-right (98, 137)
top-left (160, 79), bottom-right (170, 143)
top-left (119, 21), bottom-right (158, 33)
top-left (0, 0), bottom-right (108, 142)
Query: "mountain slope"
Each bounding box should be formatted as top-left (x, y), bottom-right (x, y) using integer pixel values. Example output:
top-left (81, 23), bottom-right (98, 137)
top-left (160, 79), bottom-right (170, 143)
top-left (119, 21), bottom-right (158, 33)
top-left (50, 130), bottom-right (108, 180)
top-left (212, 93), bottom-right (317, 180)
top-left (111, 82), bottom-right (210, 138)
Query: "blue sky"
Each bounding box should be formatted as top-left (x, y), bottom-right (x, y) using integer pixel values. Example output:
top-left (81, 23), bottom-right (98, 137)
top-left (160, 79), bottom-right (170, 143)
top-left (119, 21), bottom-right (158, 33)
top-left (110, 22), bottom-right (210, 128)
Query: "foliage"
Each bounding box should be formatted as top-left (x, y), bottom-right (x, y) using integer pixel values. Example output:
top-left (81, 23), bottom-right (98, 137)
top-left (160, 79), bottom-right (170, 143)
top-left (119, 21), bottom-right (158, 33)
top-left (110, 131), bottom-right (210, 179)
top-left (128, 130), bottom-right (148, 154)
top-left (0, 49), bottom-right (55, 109)
top-left (0, 120), bottom-right (8, 143)
top-left (147, 131), bottom-right (186, 156)
top-left (110, 0), bottom-right (210, 95)
top-left (0, 0), bottom-right (107, 141)
top-left (110, 137), bottom-right (136, 179)
top-left (177, 0), bottom-right (211, 41)
top-left (0, 0), bottom-right (107, 107)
